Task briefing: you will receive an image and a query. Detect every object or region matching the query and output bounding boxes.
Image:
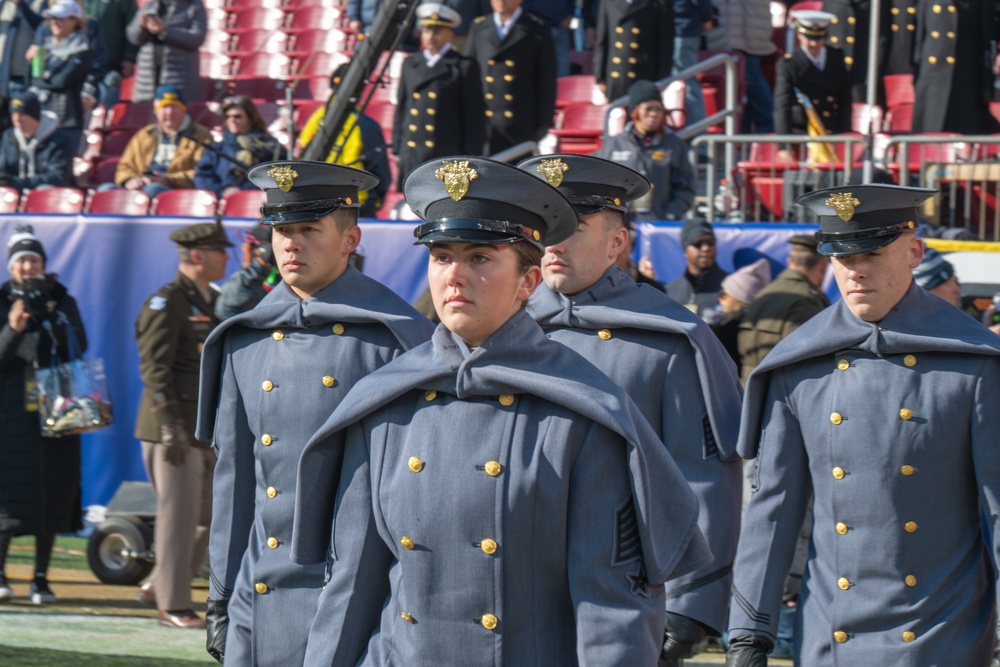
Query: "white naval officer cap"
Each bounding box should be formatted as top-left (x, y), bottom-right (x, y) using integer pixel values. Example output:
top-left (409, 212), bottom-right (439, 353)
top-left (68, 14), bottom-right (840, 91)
top-left (791, 9), bottom-right (836, 37)
top-left (417, 2), bottom-right (461, 29)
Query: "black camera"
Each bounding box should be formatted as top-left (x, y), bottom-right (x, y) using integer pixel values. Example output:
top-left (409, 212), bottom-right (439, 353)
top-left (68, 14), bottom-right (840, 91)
top-left (10, 277), bottom-right (51, 317)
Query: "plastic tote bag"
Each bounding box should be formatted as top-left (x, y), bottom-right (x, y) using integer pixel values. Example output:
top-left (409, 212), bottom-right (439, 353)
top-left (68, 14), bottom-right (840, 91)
top-left (29, 315), bottom-right (113, 437)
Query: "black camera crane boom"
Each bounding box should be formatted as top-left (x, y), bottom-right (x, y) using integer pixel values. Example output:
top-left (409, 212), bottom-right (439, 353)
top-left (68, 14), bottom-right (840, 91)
top-left (300, 0), bottom-right (420, 163)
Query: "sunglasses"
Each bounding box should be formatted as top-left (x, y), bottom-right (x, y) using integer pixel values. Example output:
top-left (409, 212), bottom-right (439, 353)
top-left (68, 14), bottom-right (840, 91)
top-left (690, 239), bottom-right (716, 249)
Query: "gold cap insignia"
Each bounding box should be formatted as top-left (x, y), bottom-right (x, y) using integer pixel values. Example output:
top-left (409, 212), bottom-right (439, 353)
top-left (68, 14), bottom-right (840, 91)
top-left (825, 193), bottom-right (861, 222)
top-left (536, 158), bottom-right (569, 187)
top-left (435, 160), bottom-right (478, 201)
top-left (268, 165), bottom-right (299, 193)
top-left (532, 230), bottom-right (541, 241)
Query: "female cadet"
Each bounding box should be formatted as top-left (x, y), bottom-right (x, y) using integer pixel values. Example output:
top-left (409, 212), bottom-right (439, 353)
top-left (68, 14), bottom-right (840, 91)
top-left (291, 157), bottom-right (711, 666)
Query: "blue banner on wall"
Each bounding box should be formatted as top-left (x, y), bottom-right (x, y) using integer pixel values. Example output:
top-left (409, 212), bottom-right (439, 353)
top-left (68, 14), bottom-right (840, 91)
top-left (0, 214), bottom-right (822, 507)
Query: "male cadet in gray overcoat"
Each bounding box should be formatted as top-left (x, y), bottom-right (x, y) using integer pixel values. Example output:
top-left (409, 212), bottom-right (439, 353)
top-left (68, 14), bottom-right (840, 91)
top-left (518, 154), bottom-right (743, 665)
top-left (135, 222), bottom-right (232, 629)
top-left (291, 156), bottom-right (713, 666)
top-left (195, 161), bottom-right (433, 665)
top-left (726, 183), bottom-right (1000, 667)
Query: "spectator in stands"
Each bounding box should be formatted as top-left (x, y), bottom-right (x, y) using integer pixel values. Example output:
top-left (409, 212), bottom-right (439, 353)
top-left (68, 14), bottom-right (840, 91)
top-left (194, 96), bottom-right (284, 200)
top-left (594, 80), bottom-right (695, 221)
top-left (465, 0), bottom-right (557, 153)
top-left (0, 92), bottom-right (74, 189)
top-left (616, 222), bottom-right (664, 291)
top-left (709, 257), bottom-right (771, 366)
top-left (83, 0), bottom-right (136, 109)
top-left (911, 0), bottom-right (1000, 135)
top-left (0, 0), bottom-right (46, 123)
top-left (0, 224), bottom-right (88, 606)
top-left (594, 0), bottom-right (674, 104)
top-left (26, 0), bottom-right (92, 155)
top-left (912, 247), bottom-right (961, 308)
top-left (297, 65), bottom-right (391, 217)
top-left (773, 11), bottom-right (852, 136)
top-left (664, 219), bottom-right (729, 320)
top-left (109, 84), bottom-right (211, 196)
top-left (78, 8), bottom-right (109, 119)
top-left (738, 234), bottom-right (829, 382)
top-left (672, 0), bottom-right (712, 135)
top-left (393, 4), bottom-right (484, 187)
top-left (127, 0), bottom-right (206, 103)
top-left (704, 0), bottom-right (776, 133)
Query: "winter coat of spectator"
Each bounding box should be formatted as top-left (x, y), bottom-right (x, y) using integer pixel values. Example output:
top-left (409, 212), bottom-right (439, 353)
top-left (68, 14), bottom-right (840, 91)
top-left (27, 0), bottom-right (92, 152)
top-left (127, 0), bottom-right (206, 103)
top-left (0, 94), bottom-right (73, 190)
top-left (0, 0), bottom-right (46, 110)
top-left (194, 96), bottom-right (284, 199)
top-left (83, 0), bottom-right (137, 107)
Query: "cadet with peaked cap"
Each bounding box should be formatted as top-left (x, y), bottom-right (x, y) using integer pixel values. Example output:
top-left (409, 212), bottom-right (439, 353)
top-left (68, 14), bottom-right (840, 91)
top-left (727, 183), bottom-right (1000, 666)
top-left (196, 161), bottom-right (433, 665)
top-left (292, 156), bottom-right (711, 666)
top-left (519, 154), bottom-right (742, 665)
top-left (738, 233), bottom-right (830, 382)
top-left (393, 2), bottom-right (484, 187)
top-left (773, 10), bottom-right (852, 136)
top-left (135, 222), bottom-right (232, 629)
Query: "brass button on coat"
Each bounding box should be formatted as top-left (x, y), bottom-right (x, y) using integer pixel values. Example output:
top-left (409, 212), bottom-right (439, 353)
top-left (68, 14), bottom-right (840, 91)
top-left (904, 574), bottom-right (917, 587)
top-left (837, 577), bottom-right (850, 590)
top-left (400, 536), bottom-right (415, 550)
top-left (830, 412), bottom-right (843, 425)
top-left (401, 612), bottom-right (413, 623)
top-left (901, 465), bottom-right (915, 476)
top-left (322, 375), bottom-right (335, 387)
top-left (262, 380), bottom-right (273, 392)
top-left (499, 394), bottom-right (514, 406)
top-left (332, 323), bottom-right (345, 335)
top-left (899, 408), bottom-right (913, 420)
top-left (903, 354), bottom-right (916, 367)
top-left (267, 537), bottom-right (278, 549)
top-left (272, 330), bottom-right (284, 341)
top-left (424, 390), bottom-right (437, 401)
top-left (597, 329), bottom-right (612, 340)
top-left (834, 630), bottom-right (848, 643)
top-left (408, 456), bottom-right (424, 472)
top-left (832, 467), bottom-right (845, 479)
top-left (480, 538), bottom-right (498, 555)
top-left (266, 486), bottom-right (277, 498)
top-left (902, 631), bottom-right (915, 642)
top-left (261, 434), bottom-right (272, 446)
top-left (836, 522), bottom-right (848, 534)
top-left (255, 583), bottom-right (268, 594)
top-left (837, 358), bottom-right (850, 371)
top-left (904, 521), bottom-right (918, 533)
top-left (504, 59), bottom-right (514, 67)
top-left (481, 614), bottom-right (498, 630)
top-left (484, 461), bottom-right (502, 477)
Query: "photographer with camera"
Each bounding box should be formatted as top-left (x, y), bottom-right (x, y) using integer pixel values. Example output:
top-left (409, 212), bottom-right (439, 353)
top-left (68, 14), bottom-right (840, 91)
top-left (0, 224), bottom-right (87, 605)
top-left (194, 96), bottom-right (285, 200)
top-left (213, 223), bottom-right (278, 320)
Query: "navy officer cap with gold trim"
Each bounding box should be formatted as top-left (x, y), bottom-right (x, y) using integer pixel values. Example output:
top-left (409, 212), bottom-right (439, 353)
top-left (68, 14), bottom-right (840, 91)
top-left (791, 9), bottom-right (835, 37)
top-left (417, 2), bottom-right (461, 29)
top-left (796, 183), bottom-right (935, 257)
top-left (516, 154), bottom-right (650, 216)
top-left (403, 156), bottom-right (577, 251)
top-left (247, 160), bottom-right (379, 226)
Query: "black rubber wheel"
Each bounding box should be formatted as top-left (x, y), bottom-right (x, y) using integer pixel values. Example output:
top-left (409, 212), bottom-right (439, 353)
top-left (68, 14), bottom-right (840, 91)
top-left (86, 516), bottom-right (154, 585)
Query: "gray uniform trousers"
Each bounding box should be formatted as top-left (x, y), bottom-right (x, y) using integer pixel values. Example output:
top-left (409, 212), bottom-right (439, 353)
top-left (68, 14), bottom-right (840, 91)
top-left (140, 442), bottom-right (215, 612)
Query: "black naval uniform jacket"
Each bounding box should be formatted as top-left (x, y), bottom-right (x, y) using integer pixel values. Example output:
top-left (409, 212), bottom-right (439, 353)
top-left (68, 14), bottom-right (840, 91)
top-left (465, 11), bottom-right (557, 153)
top-left (594, 0), bottom-right (674, 103)
top-left (773, 46), bottom-right (853, 136)
top-left (884, 0), bottom-right (917, 75)
top-left (392, 48), bottom-right (485, 185)
top-left (822, 0), bottom-right (891, 101)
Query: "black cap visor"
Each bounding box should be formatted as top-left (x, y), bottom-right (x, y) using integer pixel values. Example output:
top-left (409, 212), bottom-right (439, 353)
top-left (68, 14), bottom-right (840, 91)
top-left (414, 218), bottom-right (543, 249)
top-left (260, 198), bottom-right (359, 226)
top-left (816, 223), bottom-right (912, 257)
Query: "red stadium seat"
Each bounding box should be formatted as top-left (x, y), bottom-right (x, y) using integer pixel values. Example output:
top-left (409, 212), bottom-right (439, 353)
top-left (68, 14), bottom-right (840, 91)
top-left (105, 102), bottom-right (154, 131)
top-left (200, 52), bottom-right (239, 80)
top-left (851, 102), bottom-right (884, 134)
top-left (86, 189), bottom-right (151, 215)
top-left (225, 28), bottom-right (289, 55)
top-left (94, 158), bottom-right (120, 185)
top-left (187, 102), bottom-right (224, 130)
top-left (550, 103), bottom-right (608, 154)
top-left (883, 73), bottom-right (915, 110)
top-left (883, 102), bottom-right (914, 134)
top-left (229, 77), bottom-right (292, 100)
top-left (294, 52), bottom-right (350, 79)
top-left (150, 190), bottom-right (219, 217)
top-left (98, 130), bottom-right (136, 160)
top-left (285, 28), bottom-right (350, 55)
top-left (363, 101), bottom-right (395, 144)
top-left (0, 187), bottom-right (19, 213)
top-left (226, 7), bottom-right (287, 31)
top-left (556, 75), bottom-right (596, 109)
top-left (293, 99), bottom-right (325, 132)
top-left (220, 189), bottom-right (266, 218)
top-left (285, 5), bottom-right (342, 31)
top-left (236, 53), bottom-right (296, 80)
top-left (119, 75), bottom-right (135, 102)
top-left (21, 187), bottom-right (85, 214)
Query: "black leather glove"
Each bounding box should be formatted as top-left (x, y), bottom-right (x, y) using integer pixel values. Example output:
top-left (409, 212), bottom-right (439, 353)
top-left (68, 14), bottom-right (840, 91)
top-left (205, 597), bottom-right (228, 664)
top-left (661, 611), bottom-right (711, 660)
top-left (160, 421), bottom-right (191, 466)
top-left (725, 633), bottom-right (773, 667)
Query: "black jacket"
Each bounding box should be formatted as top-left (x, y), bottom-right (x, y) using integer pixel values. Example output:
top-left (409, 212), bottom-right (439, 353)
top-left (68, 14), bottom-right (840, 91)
top-left (0, 114), bottom-right (74, 189)
top-left (594, 0), bottom-right (674, 103)
top-left (773, 46), bottom-right (853, 135)
top-left (0, 276), bottom-right (87, 535)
